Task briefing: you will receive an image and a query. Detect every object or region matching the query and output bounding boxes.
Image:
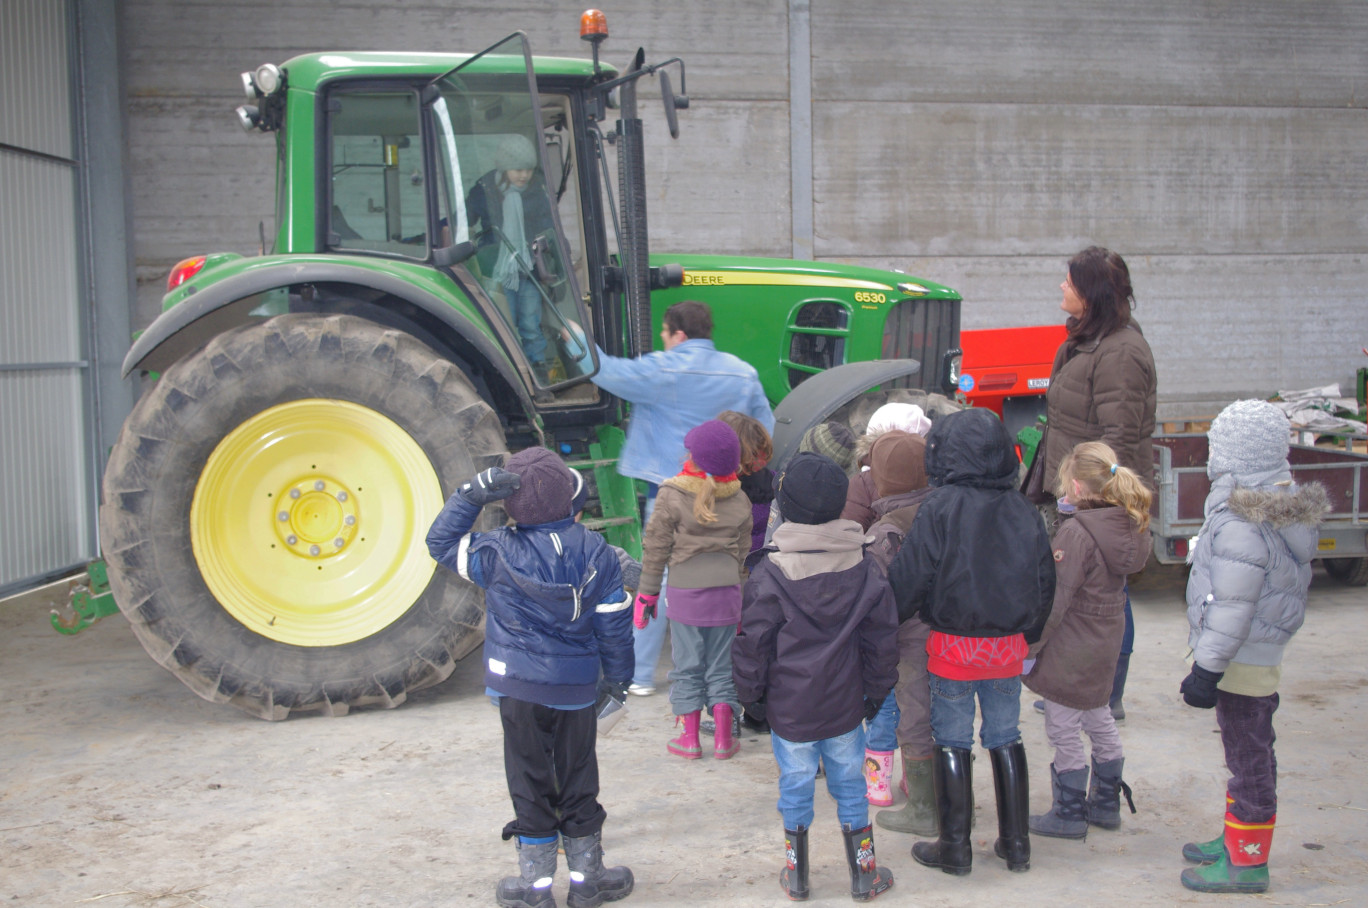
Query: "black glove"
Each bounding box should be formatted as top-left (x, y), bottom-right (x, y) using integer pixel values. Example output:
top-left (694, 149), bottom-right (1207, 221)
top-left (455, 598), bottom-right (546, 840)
top-left (458, 467), bottom-right (521, 507)
top-left (741, 699), bottom-right (766, 724)
top-left (1180, 664), bottom-right (1224, 709)
top-left (863, 696), bottom-right (885, 723)
top-left (597, 677), bottom-right (628, 707)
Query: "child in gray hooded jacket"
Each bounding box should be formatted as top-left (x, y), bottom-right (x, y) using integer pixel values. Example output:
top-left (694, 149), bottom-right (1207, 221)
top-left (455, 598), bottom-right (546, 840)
top-left (1178, 399), bottom-right (1328, 894)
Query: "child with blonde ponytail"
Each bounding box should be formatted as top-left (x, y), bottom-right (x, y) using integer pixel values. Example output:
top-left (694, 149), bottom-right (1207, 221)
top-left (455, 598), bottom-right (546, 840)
top-left (633, 419), bottom-right (753, 760)
top-left (1025, 441), bottom-right (1152, 840)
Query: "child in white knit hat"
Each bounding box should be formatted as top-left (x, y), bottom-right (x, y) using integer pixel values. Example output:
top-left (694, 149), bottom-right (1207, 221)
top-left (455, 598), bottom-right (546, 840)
top-left (1178, 399), bottom-right (1328, 894)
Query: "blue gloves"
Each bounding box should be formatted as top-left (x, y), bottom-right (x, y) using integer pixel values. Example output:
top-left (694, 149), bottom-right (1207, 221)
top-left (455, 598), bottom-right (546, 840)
top-left (1180, 664), bottom-right (1223, 709)
top-left (458, 467), bottom-right (520, 507)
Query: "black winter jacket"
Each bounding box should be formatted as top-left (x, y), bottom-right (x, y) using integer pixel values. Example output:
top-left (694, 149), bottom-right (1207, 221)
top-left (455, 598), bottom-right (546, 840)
top-left (887, 408), bottom-right (1055, 639)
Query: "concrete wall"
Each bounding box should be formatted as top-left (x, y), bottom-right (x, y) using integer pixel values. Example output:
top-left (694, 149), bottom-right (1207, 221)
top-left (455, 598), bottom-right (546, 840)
top-left (119, 0), bottom-right (1368, 415)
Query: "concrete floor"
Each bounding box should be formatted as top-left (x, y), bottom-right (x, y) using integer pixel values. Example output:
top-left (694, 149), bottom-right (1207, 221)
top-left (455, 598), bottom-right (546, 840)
top-left (2, 566), bottom-right (1366, 908)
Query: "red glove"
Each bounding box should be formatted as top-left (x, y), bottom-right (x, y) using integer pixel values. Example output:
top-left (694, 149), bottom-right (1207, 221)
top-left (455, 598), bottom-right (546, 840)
top-left (633, 593), bottom-right (659, 629)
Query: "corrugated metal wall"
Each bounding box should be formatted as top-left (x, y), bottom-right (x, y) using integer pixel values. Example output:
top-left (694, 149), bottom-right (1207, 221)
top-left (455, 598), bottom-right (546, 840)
top-left (0, 0), bottom-right (94, 593)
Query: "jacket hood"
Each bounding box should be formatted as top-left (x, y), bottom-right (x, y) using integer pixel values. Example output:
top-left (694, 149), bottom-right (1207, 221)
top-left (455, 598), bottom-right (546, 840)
top-left (662, 474), bottom-right (743, 499)
top-left (924, 408), bottom-right (1019, 490)
top-left (499, 523), bottom-right (605, 621)
top-left (770, 519), bottom-right (867, 580)
top-left (1070, 505), bottom-right (1151, 577)
top-left (1226, 481), bottom-right (1330, 530)
top-left (872, 486), bottom-right (933, 518)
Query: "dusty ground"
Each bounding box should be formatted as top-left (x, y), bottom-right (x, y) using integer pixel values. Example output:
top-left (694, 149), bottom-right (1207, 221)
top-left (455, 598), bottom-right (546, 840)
top-left (2, 566), bottom-right (1366, 908)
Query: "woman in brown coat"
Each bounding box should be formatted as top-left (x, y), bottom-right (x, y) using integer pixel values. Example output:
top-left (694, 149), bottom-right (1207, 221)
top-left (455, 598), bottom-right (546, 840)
top-left (1040, 246), bottom-right (1157, 720)
top-left (1025, 442), bottom-right (1152, 840)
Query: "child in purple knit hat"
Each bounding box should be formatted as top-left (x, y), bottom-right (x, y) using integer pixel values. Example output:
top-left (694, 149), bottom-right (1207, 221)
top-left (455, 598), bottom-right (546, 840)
top-left (633, 419), bottom-right (753, 761)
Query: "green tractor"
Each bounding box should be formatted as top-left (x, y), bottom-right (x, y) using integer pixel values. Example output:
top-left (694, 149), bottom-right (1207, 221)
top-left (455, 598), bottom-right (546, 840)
top-left (99, 17), bottom-right (962, 719)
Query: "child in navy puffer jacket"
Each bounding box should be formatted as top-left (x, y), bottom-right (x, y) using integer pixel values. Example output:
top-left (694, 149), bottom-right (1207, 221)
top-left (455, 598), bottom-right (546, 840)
top-left (426, 446), bottom-right (635, 908)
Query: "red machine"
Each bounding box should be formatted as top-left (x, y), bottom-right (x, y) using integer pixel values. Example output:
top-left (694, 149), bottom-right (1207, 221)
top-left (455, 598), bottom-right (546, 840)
top-left (958, 324), bottom-right (1066, 446)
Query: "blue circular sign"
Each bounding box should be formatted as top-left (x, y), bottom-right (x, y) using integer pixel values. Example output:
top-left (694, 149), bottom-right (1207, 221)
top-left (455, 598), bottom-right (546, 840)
top-left (958, 373), bottom-right (976, 392)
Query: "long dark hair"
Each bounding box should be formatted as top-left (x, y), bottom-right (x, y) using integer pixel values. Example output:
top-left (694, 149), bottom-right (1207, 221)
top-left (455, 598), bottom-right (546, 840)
top-left (1067, 246), bottom-right (1134, 341)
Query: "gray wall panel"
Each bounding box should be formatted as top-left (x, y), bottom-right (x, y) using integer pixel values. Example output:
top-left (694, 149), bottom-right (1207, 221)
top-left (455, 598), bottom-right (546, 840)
top-left (0, 371), bottom-right (89, 588)
top-left (813, 0), bottom-right (1365, 108)
top-left (0, 152), bottom-right (82, 364)
top-left (813, 103), bottom-right (1368, 257)
top-left (0, 0), bottom-right (72, 156)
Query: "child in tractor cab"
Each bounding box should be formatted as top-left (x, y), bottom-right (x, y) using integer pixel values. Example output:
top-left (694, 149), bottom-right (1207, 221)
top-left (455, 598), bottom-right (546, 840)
top-left (426, 447), bottom-right (635, 908)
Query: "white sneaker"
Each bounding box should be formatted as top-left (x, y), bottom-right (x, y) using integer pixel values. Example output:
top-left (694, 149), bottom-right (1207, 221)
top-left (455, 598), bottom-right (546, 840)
top-left (627, 683), bottom-right (655, 697)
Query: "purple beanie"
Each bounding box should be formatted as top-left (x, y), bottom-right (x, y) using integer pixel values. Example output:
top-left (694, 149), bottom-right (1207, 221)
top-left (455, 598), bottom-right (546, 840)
top-left (684, 419), bottom-right (741, 476)
top-left (503, 447), bottom-right (578, 526)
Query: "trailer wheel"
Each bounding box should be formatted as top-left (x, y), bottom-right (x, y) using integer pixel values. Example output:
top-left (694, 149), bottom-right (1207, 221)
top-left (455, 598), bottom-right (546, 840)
top-left (1323, 557), bottom-right (1368, 586)
top-left (100, 313), bottom-right (507, 719)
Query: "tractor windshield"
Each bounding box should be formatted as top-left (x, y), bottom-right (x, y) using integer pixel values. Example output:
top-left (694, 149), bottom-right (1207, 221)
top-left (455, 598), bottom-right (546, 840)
top-left (426, 35), bottom-right (594, 386)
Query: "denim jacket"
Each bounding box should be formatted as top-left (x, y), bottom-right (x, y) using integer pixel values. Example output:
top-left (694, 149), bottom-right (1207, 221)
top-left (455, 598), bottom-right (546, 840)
top-left (591, 339), bottom-right (774, 485)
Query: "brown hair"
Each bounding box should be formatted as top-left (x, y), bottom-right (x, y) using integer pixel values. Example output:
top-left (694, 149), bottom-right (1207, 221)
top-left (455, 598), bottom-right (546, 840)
top-left (1054, 441), bottom-right (1152, 532)
top-left (717, 410), bottom-right (773, 476)
top-left (663, 300), bottom-right (713, 340)
top-left (1067, 246), bottom-right (1134, 342)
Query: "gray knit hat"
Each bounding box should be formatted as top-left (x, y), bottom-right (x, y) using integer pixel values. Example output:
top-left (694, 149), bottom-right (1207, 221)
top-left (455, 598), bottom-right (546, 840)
top-left (496, 134), bottom-right (538, 171)
top-left (1207, 399), bottom-right (1291, 479)
top-left (503, 447), bottom-right (578, 525)
top-left (798, 422), bottom-right (858, 476)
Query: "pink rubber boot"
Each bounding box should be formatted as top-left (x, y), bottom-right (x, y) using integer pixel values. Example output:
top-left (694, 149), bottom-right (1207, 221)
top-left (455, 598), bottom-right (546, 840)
top-left (668, 710), bottom-right (702, 759)
top-left (866, 749), bottom-right (895, 807)
top-left (713, 704), bottom-right (740, 760)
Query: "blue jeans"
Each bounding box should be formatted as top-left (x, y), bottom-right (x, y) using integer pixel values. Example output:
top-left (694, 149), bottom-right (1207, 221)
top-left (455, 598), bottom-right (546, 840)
top-left (1120, 585), bottom-right (1135, 655)
top-left (865, 695), bottom-right (900, 752)
top-left (633, 490), bottom-right (668, 687)
top-left (509, 277), bottom-right (547, 363)
top-left (929, 674), bottom-right (1022, 751)
top-left (771, 726), bottom-right (869, 830)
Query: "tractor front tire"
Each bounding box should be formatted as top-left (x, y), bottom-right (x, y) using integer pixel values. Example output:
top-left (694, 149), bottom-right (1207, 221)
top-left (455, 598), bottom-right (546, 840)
top-left (100, 313), bottom-right (507, 719)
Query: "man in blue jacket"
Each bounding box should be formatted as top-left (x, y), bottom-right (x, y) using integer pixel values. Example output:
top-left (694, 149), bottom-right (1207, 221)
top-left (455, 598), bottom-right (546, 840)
top-left (427, 447), bottom-right (635, 908)
top-left (591, 300), bottom-right (774, 696)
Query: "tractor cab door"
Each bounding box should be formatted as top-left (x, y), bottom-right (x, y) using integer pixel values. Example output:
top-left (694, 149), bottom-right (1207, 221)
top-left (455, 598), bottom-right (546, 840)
top-left (426, 34), bottom-right (598, 392)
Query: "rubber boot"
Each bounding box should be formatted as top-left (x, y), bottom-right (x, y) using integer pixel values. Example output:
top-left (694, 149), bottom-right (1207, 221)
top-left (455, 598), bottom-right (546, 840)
top-left (1029, 763), bottom-right (1089, 840)
top-left (990, 742), bottom-right (1031, 872)
top-left (780, 826), bottom-right (810, 900)
top-left (713, 704), bottom-right (740, 759)
top-left (865, 749), bottom-right (895, 807)
top-left (1086, 756), bottom-right (1135, 830)
top-left (1109, 652), bottom-right (1130, 721)
top-left (875, 754), bottom-right (937, 836)
top-left (563, 830), bottom-right (634, 908)
top-left (667, 710), bottom-right (702, 759)
top-left (1182, 793), bottom-right (1236, 864)
top-left (911, 745), bottom-right (973, 876)
top-left (1180, 813), bottom-right (1273, 893)
top-left (496, 837), bottom-right (559, 908)
top-left (842, 823), bottom-right (894, 901)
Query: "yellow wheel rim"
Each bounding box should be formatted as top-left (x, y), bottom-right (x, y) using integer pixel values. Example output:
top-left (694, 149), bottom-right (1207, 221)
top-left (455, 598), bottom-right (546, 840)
top-left (191, 399), bottom-right (442, 646)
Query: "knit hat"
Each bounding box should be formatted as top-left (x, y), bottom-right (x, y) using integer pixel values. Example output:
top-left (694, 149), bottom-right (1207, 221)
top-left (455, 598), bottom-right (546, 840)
top-left (866, 402), bottom-right (932, 437)
top-left (496, 134), bottom-right (538, 171)
top-left (777, 452), bottom-right (849, 525)
top-left (503, 447), bottom-right (578, 525)
top-left (869, 430), bottom-right (929, 498)
top-left (1207, 399), bottom-right (1292, 479)
top-left (684, 419), bottom-right (741, 476)
top-left (798, 422), bottom-right (858, 475)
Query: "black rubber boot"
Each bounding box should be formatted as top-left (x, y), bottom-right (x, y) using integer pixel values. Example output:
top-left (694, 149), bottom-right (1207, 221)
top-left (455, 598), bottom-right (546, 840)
top-left (1086, 756), bottom-right (1135, 830)
top-left (497, 838), bottom-right (559, 908)
top-left (1110, 653), bottom-right (1130, 721)
top-left (911, 745), bottom-right (973, 876)
top-left (990, 742), bottom-right (1031, 872)
top-left (563, 830), bottom-right (634, 908)
top-left (842, 823), bottom-right (894, 901)
top-left (780, 826), bottom-right (810, 900)
top-left (1030, 763), bottom-right (1089, 839)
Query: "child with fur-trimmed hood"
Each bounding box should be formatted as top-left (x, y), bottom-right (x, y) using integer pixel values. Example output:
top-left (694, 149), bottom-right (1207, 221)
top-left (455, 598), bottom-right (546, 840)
top-left (1177, 399), bottom-right (1329, 894)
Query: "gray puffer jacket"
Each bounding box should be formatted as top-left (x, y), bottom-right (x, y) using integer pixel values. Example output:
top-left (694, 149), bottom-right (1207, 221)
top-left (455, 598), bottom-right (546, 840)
top-left (1186, 471), bottom-right (1329, 672)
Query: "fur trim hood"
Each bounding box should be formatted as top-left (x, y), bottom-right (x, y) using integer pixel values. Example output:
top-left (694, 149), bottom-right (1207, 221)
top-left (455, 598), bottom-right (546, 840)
top-left (662, 474), bottom-right (742, 499)
top-left (1226, 482), bottom-right (1331, 530)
